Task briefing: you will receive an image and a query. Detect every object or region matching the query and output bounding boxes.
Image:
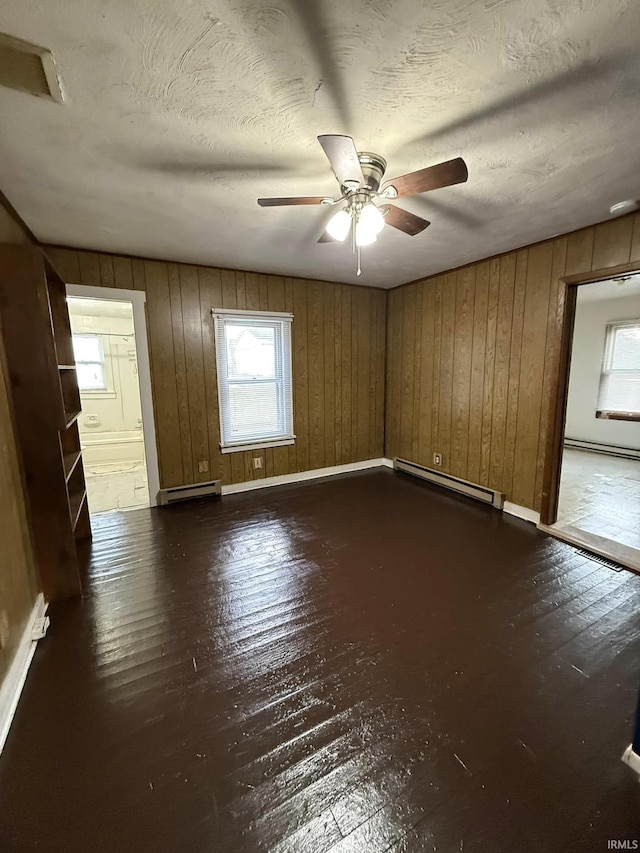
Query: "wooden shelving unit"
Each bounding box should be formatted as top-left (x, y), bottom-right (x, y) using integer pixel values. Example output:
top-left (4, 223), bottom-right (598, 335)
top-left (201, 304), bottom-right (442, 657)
top-left (63, 450), bottom-right (82, 481)
top-left (0, 245), bottom-right (91, 601)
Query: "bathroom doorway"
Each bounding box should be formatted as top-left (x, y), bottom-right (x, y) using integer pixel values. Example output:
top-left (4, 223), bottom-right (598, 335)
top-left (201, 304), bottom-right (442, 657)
top-left (66, 285), bottom-right (160, 514)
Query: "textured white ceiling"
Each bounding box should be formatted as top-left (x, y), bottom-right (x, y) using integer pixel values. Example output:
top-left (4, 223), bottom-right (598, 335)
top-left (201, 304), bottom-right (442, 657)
top-left (1, 0), bottom-right (640, 288)
top-left (577, 275), bottom-right (640, 303)
top-left (67, 296), bottom-right (133, 319)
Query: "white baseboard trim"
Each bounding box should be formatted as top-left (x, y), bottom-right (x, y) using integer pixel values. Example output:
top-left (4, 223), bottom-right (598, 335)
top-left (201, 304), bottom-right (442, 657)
top-left (565, 438), bottom-right (640, 461)
top-left (0, 593), bottom-right (48, 756)
top-left (222, 458), bottom-right (394, 495)
top-left (622, 744), bottom-right (640, 777)
top-left (503, 502), bottom-right (541, 524)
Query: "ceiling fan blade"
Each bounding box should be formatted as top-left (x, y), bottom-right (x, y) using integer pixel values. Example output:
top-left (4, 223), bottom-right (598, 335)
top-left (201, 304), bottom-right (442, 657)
top-left (258, 197), bottom-right (327, 207)
top-left (380, 204), bottom-right (431, 236)
top-left (317, 135), bottom-right (365, 188)
top-left (318, 231), bottom-right (337, 243)
top-left (382, 157), bottom-right (468, 198)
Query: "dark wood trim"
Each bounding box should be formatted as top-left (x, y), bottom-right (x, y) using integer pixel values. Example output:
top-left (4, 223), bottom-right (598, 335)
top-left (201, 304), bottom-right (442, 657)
top-left (563, 260), bottom-right (640, 284)
top-left (540, 280), bottom-right (576, 525)
top-left (0, 188), bottom-right (38, 244)
top-left (596, 410), bottom-right (640, 422)
top-left (539, 262), bottom-right (640, 526)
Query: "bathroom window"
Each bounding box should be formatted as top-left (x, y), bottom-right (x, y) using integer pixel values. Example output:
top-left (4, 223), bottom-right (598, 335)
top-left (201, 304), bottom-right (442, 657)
top-left (73, 334), bottom-right (107, 391)
top-left (213, 309), bottom-right (294, 452)
top-left (596, 320), bottom-right (640, 421)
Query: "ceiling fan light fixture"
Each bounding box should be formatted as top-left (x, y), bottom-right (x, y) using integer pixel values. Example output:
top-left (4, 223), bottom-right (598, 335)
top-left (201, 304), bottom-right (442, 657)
top-left (360, 203), bottom-right (385, 236)
top-left (326, 209), bottom-right (351, 241)
top-left (355, 220), bottom-right (378, 247)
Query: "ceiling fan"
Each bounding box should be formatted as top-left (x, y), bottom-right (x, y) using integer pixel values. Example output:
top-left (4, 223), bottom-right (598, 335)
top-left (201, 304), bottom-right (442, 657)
top-left (258, 134), bottom-right (468, 275)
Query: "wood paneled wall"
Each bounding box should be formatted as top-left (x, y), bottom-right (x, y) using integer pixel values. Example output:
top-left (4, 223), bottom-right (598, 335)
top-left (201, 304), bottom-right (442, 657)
top-left (43, 246), bottom-right (387, 489)
top-left (0, 203), bottom-right (40, 687)
top-left (386, 213), bottom-right (640, 512)
top-left (0, 199), bottom-right (31, 245)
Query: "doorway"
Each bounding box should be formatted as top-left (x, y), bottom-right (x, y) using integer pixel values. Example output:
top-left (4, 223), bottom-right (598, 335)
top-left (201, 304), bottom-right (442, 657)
top-left (66, 285), bottom-right (160, 513)
top-left (542, 271), bottom-right (640, 569)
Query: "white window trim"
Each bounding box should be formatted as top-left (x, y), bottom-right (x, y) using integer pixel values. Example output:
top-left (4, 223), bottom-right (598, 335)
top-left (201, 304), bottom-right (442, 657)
top-left (212, 308), bottom-right (293, 320)
top-left (73, 333), bottom-right (114, 396)
top-left (213, 308), bottom-right (295, 453)
top-left (597, 318), bottom-right (640, 418)
top-left (220, 437), bottom-right (296, 455)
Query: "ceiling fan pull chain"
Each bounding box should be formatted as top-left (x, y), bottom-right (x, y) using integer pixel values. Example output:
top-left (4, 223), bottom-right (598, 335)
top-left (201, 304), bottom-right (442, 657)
top-left (357, 244), bottom-right (362, 277)
top-left (352, 210), bottom-right (357, 256)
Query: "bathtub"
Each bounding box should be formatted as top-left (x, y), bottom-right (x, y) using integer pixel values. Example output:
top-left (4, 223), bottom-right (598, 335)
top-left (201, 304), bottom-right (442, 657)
top-left (80, 429), bottom-right (145, 467)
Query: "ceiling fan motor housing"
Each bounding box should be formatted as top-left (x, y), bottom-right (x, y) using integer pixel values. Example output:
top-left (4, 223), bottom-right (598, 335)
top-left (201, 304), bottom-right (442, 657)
top-left (354, 152), bottom-right (387, 193)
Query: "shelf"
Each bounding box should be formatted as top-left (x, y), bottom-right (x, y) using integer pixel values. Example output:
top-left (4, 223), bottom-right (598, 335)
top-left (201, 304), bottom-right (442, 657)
top-left (46, 272), bottom-right (75, 367)
top-left (64, 409), bottom-right (81, 429)
top-left (60, 418), bottom-right (80, 457)
top-left (63, 450), bottom-right (82, 482)
top-left (69, 489), bottom-right (87, 531)
top-left (59, 368), bottom-right (81, 427)
top-left (0, 246), bottom-right (89, 602)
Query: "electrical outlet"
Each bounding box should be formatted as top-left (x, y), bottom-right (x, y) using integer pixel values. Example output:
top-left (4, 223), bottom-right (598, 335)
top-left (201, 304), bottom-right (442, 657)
top-left (433, 452), bottom-right (442, 467)
top-left (252, 457), bottom-right (263, 470)
top-left (0, 610), bottom-right (9, 649)
top-left (198, 460), bottom-right (209, 473)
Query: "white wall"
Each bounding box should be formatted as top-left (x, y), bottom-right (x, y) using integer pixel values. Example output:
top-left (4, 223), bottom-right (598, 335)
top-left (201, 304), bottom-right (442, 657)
top-left (565, 291), bottom-right (640, 450)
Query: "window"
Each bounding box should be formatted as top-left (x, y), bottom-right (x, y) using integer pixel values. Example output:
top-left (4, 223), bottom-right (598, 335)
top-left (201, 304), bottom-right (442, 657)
top-left (72, 334), bottom-right (106, 391)
top-left (213, 310), bottom-right (294, 452)
top-left (596, 320), bottom-right (640, 420)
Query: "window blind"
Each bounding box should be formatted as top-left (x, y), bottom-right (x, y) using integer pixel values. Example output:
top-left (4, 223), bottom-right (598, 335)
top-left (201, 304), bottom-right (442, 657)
top-left (213, 310), bottom-right (294, 451)
top-left (597, 320), bottom-right (640, 415)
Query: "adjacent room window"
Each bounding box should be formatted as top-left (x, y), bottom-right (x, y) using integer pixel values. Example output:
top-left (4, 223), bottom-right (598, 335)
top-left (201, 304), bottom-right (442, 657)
top-left (72, 334), bottom-right (107, 391)
top-left (213, 310), bottom-right (294, 452)
top-left (596, 320), bottom-right (640, 420)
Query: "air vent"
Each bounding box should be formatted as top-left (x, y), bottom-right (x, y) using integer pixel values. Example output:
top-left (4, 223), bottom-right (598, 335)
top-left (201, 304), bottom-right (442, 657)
top-left (576, 549), bottom-right (625, 572)
top-left (0, 32), bottom-right (64, 102)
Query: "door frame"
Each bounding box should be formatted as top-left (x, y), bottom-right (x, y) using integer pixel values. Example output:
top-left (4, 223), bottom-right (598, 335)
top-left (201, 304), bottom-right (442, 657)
top-left (540, 260), bottom-right (640, 526)
top-left (66, 283), bottom-right (161, 508)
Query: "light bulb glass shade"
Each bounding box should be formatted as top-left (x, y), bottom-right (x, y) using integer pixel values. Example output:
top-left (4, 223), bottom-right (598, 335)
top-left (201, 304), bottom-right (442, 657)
top-left (325, 209), bottom-right (351, 241)
top-left (355, 220), bottom-right (377, 246)
top-left (360, 203), bottom-right (385, 235)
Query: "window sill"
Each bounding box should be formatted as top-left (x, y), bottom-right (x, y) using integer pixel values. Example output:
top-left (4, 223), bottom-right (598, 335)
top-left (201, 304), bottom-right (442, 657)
top-left (80, 389), bottom-right (117, 400)
top-left (596, 410), bottom-right (640, 422)
top-left (220, 437), bottom-right (296, 454)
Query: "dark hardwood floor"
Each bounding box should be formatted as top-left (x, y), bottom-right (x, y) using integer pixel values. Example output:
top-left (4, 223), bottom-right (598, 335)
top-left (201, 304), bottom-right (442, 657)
top-left (1, 469), bottom-right (639, 852)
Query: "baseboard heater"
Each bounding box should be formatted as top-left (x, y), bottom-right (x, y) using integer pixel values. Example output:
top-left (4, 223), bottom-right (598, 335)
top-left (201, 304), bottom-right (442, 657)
top-left (564, 438), bottom-right (640, 461)
top-left (394, 458), bottom-right (504, 509)
top-left (158, 479), bottom-right (222, 506)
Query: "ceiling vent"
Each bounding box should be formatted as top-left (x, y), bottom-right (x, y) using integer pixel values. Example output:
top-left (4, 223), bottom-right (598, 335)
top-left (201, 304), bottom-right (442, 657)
top-left (0, 32), bottom-right (64, 103)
